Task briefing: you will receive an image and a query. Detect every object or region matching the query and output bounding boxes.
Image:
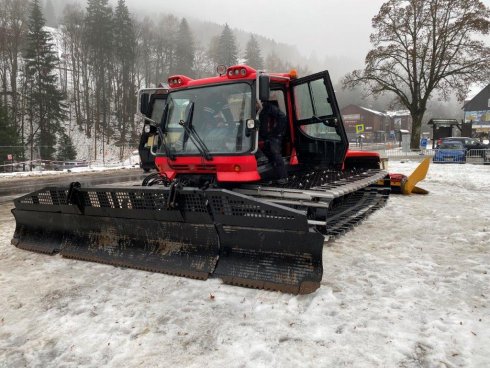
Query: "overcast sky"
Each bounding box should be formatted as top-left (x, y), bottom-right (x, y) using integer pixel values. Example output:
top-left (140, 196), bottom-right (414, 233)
top-left (124, 0), bottom-right (490, 64)
top-left (125, 0), bottom-right (387, 61)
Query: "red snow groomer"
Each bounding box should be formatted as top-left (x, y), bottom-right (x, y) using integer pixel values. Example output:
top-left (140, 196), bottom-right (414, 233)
top-left (11, 65), bottom-right (416, 294)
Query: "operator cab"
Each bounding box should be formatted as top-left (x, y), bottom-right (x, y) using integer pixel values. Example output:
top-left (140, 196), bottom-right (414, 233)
top-left (137, 65), bottom-right (349, 185)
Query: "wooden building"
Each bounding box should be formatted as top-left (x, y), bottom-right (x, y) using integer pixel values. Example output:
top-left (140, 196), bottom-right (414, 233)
top-left (341, 105), bottom-right (412, 143)
top-left (341, 105), bottom-right (390, 142)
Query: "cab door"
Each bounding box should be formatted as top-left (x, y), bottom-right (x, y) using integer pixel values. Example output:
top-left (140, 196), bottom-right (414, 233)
top-left (290, 71), bottom-right (348, 168)
top-left (139, 91), bottom-right (168, 170)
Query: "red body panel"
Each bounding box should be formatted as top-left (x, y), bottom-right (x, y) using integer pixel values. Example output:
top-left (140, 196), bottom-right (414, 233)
top-left (168, 65), bottom-right (292, 90)
top-left (155, 155), bottom-right (260, 182)
top-left (345, 150), bottom-right (380, 159)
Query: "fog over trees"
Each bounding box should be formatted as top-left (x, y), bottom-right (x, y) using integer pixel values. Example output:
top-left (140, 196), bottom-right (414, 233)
top-left (0, 0), bottom-right (486, 163)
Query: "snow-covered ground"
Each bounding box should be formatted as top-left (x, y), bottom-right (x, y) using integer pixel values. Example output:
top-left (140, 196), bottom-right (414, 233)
top-left (0, 152), bottom-right (141, 181)
top-left (0, 160), bottom-right (489, 368)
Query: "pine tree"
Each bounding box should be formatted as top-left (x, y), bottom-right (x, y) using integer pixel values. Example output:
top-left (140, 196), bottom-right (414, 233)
top-left (56, 131), bottom-right (77, 160)
top-left (23, 0), bottom-right (66, 161)
top-left (113, 0), bottom-right (134, 69)
top-left (174, 18), bottom-right (195, 77)
top-left (244, 35), bottom-right (263, 70)
top-left (217, 24), bottom-right (238, 66)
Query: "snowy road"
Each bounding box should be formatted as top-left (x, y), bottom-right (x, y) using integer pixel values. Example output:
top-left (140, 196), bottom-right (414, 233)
top-left (0, 161), bottom-right (489, 367)
top-left (0, 168), bottom-right (145, 196)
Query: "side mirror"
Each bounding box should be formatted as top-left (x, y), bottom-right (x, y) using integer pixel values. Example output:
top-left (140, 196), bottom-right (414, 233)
top-left (258, 75), bottom-right (270, 101)
top-left (140, 93), bottom-right (150, 115)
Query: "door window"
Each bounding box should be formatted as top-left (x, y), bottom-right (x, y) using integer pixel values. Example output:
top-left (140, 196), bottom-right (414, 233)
top-left (150, 98), bottom-right (167, 123)
top-left (293, 77), bottom-right (340, 141)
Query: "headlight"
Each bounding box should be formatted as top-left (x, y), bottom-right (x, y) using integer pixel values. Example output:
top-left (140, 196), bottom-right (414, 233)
top-left (246, 119), bottom-right (255, 129)
top-left (144, 124), bottom-right (151, 133)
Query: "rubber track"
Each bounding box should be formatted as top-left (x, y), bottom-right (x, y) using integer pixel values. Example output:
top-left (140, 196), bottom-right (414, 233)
top-left (239, 168), bottom-right (390, 239)
top-left (323, 188), bottom-right (389, 238)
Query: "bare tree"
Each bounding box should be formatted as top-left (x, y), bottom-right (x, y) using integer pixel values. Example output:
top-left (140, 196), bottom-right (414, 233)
top-left (343, 0), bottom-right (490, 148)
top-left (265, 51), bottom-right (286, 71)
top-left (136, 16), bottom-right (154, 87)
top-left (152, 15), bottom-right (178, 85)
top-left (61, 3), bottom-right (87, 133)
top-left (0, 0), bottom-right (29, 128)
top-left (193, 45), bottom-right (214, 78)
top-left (85, 0), bottom-right (113, 160)
top-left (113, 0), bottom-right (137, 158)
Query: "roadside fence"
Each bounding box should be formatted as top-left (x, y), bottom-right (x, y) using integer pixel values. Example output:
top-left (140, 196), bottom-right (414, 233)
top-left (1, 146), bottom-right (488, 173)
top-left (0, 157), bottom-right (140, 173)
top-left (372, 147), bottom-right (489, 164)
top-left (0, 144), bottom-right (140, 173)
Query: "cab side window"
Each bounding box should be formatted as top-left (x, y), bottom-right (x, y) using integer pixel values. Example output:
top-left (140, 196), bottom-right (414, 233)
top-left (269, 90), bottom-right (287, 115)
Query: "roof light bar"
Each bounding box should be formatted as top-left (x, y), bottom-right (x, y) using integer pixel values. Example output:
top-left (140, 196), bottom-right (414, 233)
top-left (226, 65), bottom-right (255, 79)
top-left (167, 75), bottom-right (193, 88)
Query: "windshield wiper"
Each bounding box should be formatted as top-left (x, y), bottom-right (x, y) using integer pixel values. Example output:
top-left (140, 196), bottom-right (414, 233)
top-left (179, 102), bottom-right (213, 161)
top-left (309, 114), bottom-right (338, 127)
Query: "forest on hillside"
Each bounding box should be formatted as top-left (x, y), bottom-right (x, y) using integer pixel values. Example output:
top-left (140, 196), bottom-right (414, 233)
top-left (0, 0), bottom-right (465, 165)
top-left (0, 0), bottom-right (314, 164)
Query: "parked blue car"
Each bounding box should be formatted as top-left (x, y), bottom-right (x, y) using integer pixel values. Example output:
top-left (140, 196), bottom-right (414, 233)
top-left (433, 141), bottom-right (466, 163)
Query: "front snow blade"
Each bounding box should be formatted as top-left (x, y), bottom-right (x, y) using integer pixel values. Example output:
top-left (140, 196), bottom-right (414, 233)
top-left (11, 186), bottom-right (219, 279)
top-left (11, 185), bottom-right (325, 294)
top-left (205, 189), bottom-right (325, 294)
top-left (11, 188), bottom-right (78, 254)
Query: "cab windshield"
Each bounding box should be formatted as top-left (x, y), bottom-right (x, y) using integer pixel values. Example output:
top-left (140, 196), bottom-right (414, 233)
top-left (162, 83), bottom-right (253, 155)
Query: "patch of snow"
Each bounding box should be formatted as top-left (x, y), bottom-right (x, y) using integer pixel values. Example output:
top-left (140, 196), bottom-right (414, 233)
top-left (386, 109), bottom-right (411, 117)
top-left (359, 106), bottom-right (389, 117)
top-left (0, 154), bottom-right (141, 180)
top-left (0, 160), bottom-right (489, 367)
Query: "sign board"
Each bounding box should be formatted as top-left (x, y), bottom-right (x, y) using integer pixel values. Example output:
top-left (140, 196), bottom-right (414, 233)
top-left (355, 124), bottom-right (365, 133)
top-left (343, 114), bottom-right (361, 121)
top-left (7, 154), bottom-right (13, 160)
